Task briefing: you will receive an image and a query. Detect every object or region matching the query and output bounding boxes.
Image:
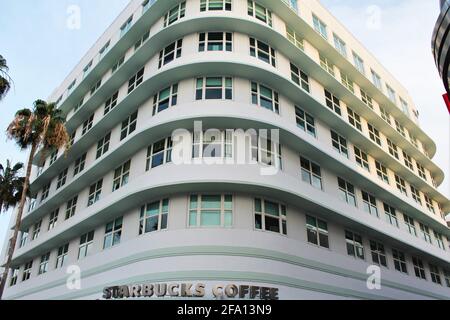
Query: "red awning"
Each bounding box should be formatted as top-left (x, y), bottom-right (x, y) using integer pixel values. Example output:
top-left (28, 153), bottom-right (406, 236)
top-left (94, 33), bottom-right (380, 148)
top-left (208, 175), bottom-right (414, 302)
top-left (443, 93), bottom-right (450, 114)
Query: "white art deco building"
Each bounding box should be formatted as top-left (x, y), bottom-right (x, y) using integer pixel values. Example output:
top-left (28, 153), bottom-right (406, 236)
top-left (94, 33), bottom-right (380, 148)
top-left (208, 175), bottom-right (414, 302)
top-left (1, 0), bottom-right (450, 300)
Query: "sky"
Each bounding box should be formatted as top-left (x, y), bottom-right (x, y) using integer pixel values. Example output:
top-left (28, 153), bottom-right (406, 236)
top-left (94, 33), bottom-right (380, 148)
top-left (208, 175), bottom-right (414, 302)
top-left (0, 0), bottom-right (448, 251)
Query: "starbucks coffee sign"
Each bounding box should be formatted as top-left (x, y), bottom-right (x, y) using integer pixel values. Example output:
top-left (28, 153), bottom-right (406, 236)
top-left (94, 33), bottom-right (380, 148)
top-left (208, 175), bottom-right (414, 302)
top-left (102, 283), bottom-right (279, 300)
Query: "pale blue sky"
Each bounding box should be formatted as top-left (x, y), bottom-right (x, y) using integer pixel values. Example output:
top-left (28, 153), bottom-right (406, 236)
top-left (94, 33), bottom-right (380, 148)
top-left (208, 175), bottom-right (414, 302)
top-left (0, 0), bottom-right (448, 251)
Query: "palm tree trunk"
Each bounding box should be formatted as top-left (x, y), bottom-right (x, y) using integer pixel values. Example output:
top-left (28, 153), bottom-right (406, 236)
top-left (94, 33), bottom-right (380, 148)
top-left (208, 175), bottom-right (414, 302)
top-left (0, 142), bottom-right (37, 299)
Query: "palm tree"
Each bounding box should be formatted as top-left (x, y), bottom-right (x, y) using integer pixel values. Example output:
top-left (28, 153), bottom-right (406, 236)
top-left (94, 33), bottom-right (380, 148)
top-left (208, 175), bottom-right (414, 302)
top-left (0, 55), bottom-right (12, 101)
top-left (0, 100), bottom-right (69, 299)
top-left (0, 160), bottom-right (25, 213)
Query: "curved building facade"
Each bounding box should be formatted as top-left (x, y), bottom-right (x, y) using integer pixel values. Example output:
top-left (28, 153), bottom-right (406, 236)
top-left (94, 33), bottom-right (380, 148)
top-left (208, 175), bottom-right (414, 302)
top-left (433, 0), bottom-right (450, 94)
top-left (1, 0), bottom-right (450, 300)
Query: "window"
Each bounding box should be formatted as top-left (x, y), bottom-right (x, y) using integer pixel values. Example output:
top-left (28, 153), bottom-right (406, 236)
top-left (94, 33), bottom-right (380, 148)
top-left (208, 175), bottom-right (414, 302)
top-left (146, 138), bottom-right (173, 170)
top-left (152, 84), bottom-right (178, 115)
top-left (384, 203), bottom-right (398, 227)
top-left (142, 0), bottom-right (156, 13)
top-left (256, 136), bottom-right (282, 169)
top-left (254, 198), bottom-right (286, 235)
top-left (68, 132), bottom-right (76, 147)
top-left (48, 209), bottom-right (59, 231)
top-left (347, 108), bottom-right (362, 131)
top-left (400, 98), bottom-right (410, 116)
top-left (346, 231), bottom-right (365, 260)
top-left (340, 72), bottom-right (354, 93)
top-left (38, 252), bottom-right (50, 275)
top-left (295, 107), bottom-right (316, 137)
top-left (416, 163), bottom-right (427, 180)
top-left (387, 139), bottom-right (399, 159)
top-left (395, 120), bottom-right (406, 137)
top-left (425, 195), bottom-right (435, 214)
top-left (354, 147), bottom-right (370, 172)
top-left (375, 161), bottom-right (389, 184)
top-left (333, 34), bottom-right (347, 57)
top-left (362, 191), bottom-right (378, 217)
top-left (158, 40), bottom-right (183, 69)
top-left (386, 85), bottom-right (397, 103)
top-left (28, 197), bottom-right (37, 212)
top-left (192, 130), bottom-right (233, 160)
top-left (306, 215), bottom-right (329, 248)
top-left (248, 1), bottom-right (272, 26)
top-left (55, 243), bottom-right (69, 269)
top-left (103, 217), bottom-right (123, 249)
top-left (120, 16), bottom-right (133, 37)
top-left (189, 195), bottom-right (233, 228)
top-left (201, 0), bottom-right (231, 11)
top-left (74, 98), bottom-right (84, 113)
top-left (429, 264), bottom-right (442, 285)
top-left (112, 55), bottom-right (125, 74)
top-left (10, 269), bottom-right (19, 286)
top-left (112, 160), bottom-right (131, 192)
top-left (353, 52), bottom-right (365, 74)
top-left (65, 196), bottom-right (77, 220)
top-left (395, 174), bottom-right (407, 196)
top-left (403, 214), bottom-right (417, 237)
top-left (249, 38), bottom-right (276, 67)
top-left (83, 60), bottom-right (92, 78)
top-left (360, 90), bottom-right (373, 109)
top-left (56, 168), bottom-right (68, 189)
top-left (324, 90), bottom-right (341, 115)
top-left (90, 80), bottom-right (101, 96)
top-left (49, 150), bottom-right (58, 166)
top-left (312, 14), bottom-right (327, 39)
top-left (78, 231), bottom-right (94, 259)
top-left (40, 183), bottom-right (50, 203)
top-left (22, 261), bottom-right (33, 281)
top-left (445, 270), bottom-right (450, 287)
top-left (104, 91), bottom-right (119, 115)
top-left (196, 77), bottom-right (232, 100)
top-left (19, 230), bottom-right (28, 248)
top-left (419, 223), bottom-right (432, 244)
top-left (128, 67), bottom-right (144, 94)
top-left (290, 63), bottom-right (310, 92)
top-left (371, 70), bottom-right (382, 90)
top-left (99, 40), bottom-right (110, 59)
top-left (67, 79), bottom-right (76, 94)
top-left (412, 257), bottom-right (427, 280)
top-left (320, 55), bottom-right (335, 76)
top-left (392, 249), bottom-right (408, 273)
top-left (82, 114), bottom-right (94, 136)
top-left (73, 153), bottom-right (87, 176)
top-left (282, 0), bottom-right (298, 11)
top-left (331, 131), bottom-right (348, 158)
top-left (286, 26), bottom-right (304, 50)
top-left (410, 185), bottom-right (422, 205)
top-left (134, 30), bottom-right (150, 51)
top-left (139, 199), bottom-right (170, 235)
top-left (164, 1), bottom-right (186, 27)
top-left (410, 135), bottom-right (419, 149)
top-left (300, 157), bottom-right (322, 190)
top-left (434, 231), bottom-right (445, 250)
top-left (380, 107), bottom-right (392, 125)
top-left (251, 82), bottom-right (279, 114)
top-left (199, 32), bottom-right (232, 52)
top-left (96, 132), bottom-right (111, 159)
top-left (338, 178), bottom-right (357, 207)
top-left (368, 124), bottom-right (381, 146)
top-left (32, 220), bottom-right (42, 240)
top-left (403, 151), bottom-right (414, 171)
top-left (88, 179), bottom-right (103, 206)
top-left (370, 241), bottom-right (387, 267)
top-left (120, 111), bottom-right (138, 140)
